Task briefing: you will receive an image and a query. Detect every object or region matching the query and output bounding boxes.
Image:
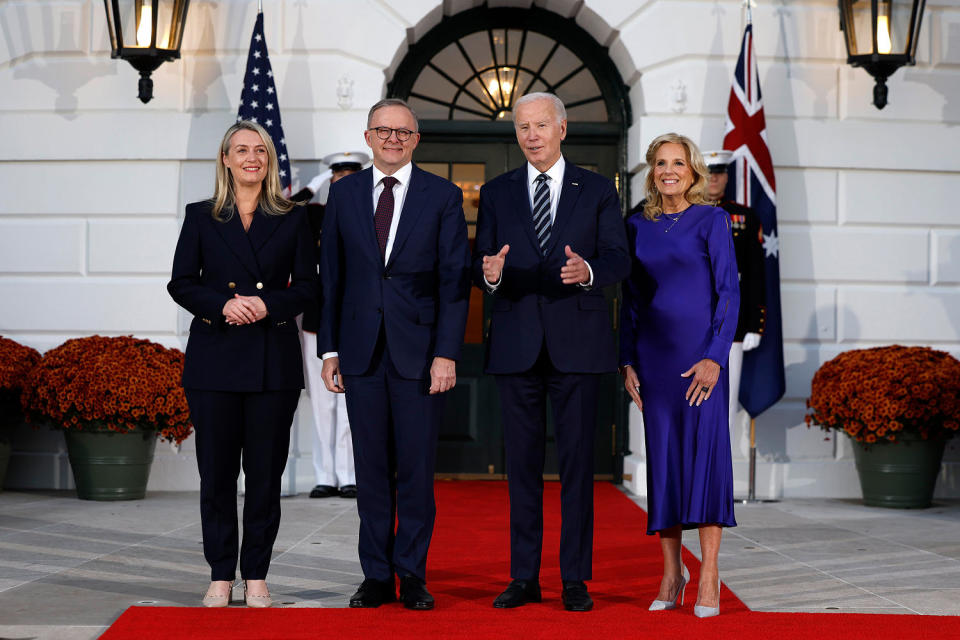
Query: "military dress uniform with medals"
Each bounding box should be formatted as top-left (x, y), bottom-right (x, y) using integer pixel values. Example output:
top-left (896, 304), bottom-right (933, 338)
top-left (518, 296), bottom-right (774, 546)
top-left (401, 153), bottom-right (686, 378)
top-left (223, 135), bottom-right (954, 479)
top-left (703, 149), bottom-right (766, 459)
top-left (719, 198), bottom-right (765, 340)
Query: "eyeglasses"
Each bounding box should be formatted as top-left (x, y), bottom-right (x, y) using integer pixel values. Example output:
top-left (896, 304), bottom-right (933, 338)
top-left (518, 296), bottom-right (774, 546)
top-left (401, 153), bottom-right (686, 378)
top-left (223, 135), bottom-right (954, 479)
top-left (367, 126), bottom-right (417, 142)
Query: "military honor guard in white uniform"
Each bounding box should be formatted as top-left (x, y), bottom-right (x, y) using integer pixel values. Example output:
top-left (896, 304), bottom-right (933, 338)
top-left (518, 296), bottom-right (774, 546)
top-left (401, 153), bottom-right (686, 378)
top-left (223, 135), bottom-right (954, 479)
top-left (293, 151), bottom-right (370, 498)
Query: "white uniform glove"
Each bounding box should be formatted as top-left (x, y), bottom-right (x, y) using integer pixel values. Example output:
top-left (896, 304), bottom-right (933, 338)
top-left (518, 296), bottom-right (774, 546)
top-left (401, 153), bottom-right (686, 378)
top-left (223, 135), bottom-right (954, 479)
top-left (742, 332), bottom-right (761, 352)
top-left (306, 169), bottom-right (334, 194)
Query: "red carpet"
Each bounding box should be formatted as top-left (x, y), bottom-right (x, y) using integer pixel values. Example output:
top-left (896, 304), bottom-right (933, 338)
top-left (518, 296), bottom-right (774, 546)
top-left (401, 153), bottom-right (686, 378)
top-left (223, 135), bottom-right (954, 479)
top-left (102, 481), bottom-right (957, 639)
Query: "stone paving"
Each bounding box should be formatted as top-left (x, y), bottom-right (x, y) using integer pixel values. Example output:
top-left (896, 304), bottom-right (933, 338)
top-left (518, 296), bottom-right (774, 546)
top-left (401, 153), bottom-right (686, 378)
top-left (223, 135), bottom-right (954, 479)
top-left (1, 487), bottom-right (958, 639)
top-left (628, 494), bottom-right (960, 616)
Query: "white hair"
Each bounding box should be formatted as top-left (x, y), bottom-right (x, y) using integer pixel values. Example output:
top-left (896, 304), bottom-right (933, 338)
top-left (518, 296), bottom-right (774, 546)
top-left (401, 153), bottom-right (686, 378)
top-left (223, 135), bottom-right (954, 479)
top-left (513, 92), bottom-right (567, 123)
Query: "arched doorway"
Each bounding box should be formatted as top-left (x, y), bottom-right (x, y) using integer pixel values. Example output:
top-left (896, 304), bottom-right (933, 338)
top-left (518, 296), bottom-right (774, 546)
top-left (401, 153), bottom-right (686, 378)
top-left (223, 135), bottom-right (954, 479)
top-left (388, 6), bottom-right (631, 481)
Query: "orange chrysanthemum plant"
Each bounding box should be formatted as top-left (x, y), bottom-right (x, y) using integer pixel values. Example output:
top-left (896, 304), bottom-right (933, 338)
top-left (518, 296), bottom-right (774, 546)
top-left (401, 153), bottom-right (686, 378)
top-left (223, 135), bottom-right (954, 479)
top-left (806, 345), bottom-right (960, 445)
top-left (0, 336), bottom-right (41, 443)
top-left (21, 336), bottom-right (193, 445)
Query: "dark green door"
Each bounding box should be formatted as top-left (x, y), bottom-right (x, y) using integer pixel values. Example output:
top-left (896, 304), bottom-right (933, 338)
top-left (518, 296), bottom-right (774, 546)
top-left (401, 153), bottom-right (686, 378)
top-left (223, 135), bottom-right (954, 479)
top-left (417, 143), bottom-right (508, 476)
top-left (416, 141), bottom-right (622, 479)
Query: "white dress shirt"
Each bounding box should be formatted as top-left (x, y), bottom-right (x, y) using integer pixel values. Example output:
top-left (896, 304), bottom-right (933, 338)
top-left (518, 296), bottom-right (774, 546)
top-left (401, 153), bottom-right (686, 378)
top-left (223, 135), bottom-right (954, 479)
top-left (372, 161), bottom-right (413, 264)
top-left (485, 155), bottom-right (593, 290)
top-left (322, 162), bottom-right (413, 362)
top-left (526, 155), bottom-right (565, 223)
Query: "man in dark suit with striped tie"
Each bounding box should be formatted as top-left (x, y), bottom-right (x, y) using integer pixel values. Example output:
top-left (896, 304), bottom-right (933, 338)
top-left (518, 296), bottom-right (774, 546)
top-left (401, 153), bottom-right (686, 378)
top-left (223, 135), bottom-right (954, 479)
top-left (320, 99), bottom-right (470, 610)
top-left (472, 93), bottom-right (630, 612)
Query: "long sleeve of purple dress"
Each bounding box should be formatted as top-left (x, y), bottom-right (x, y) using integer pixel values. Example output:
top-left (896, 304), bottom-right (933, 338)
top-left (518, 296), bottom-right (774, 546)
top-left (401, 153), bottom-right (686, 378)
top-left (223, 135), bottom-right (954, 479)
top-left (619, 218), bottom-right (640, 371)
top-left (702, 210), bottom-right (740, 367)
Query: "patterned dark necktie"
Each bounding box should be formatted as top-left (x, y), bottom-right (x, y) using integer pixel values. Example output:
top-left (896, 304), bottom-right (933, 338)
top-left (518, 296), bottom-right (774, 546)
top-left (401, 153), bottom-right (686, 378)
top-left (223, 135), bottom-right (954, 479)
top-left (374, 176), bottom-right (399, 260)
top-left (532, 173), bottom-right (552, 254)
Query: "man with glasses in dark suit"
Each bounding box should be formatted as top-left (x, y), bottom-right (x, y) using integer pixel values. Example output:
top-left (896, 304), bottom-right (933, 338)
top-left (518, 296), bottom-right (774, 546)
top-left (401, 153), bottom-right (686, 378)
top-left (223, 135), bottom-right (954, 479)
top-left (319, 98), bottom-right (470, 611)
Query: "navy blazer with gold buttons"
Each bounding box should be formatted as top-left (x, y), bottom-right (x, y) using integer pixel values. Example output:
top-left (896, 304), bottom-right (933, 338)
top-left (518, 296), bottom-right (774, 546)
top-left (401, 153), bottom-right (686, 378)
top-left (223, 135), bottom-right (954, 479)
top-left (168, 200), bottom-right (316, 392)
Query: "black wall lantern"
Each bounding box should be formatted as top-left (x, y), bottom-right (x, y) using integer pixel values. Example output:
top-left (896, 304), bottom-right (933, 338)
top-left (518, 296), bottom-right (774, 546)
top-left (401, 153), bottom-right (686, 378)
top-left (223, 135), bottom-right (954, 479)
top-left (838, 0), bottom-right (926, 109)
top-left (103, 0), bottom-right (191, 103)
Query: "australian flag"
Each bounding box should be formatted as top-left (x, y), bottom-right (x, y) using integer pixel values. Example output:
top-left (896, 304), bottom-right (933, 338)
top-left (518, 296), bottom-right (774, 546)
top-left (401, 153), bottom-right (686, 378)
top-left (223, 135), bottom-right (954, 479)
top-left (723, 23), bottom-right (785, 417)
top-left (237, 11), bottom-right (291, 194)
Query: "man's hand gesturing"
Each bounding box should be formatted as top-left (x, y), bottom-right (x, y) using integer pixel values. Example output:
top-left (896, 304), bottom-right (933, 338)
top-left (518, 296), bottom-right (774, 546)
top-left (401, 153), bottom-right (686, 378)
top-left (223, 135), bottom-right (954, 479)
top-left (482, 244), bottom-right (510, 285)
top-left (560, 245), bottom-right (590, 285)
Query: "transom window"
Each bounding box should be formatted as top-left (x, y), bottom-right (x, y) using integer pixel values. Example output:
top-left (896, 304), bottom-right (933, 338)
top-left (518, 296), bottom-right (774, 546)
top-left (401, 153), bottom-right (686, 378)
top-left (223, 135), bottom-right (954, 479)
top-left (407, 28), bottom-right (607, 122)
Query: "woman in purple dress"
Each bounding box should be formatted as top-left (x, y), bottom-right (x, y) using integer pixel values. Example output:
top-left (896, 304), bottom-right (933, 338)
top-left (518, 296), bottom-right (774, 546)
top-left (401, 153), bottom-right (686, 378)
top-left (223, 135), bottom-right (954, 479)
top-left (619, 133), bottom-right (739, 618)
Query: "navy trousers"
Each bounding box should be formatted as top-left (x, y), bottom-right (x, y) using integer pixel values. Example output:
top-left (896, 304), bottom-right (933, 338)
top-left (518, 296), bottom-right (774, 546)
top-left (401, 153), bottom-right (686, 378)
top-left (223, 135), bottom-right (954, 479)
top-left (185, 388), bottom-right (300, 581)
top-left (496, 345), bottom-right (599, 582)
top-left (343, 333), bottom-right (443, 583)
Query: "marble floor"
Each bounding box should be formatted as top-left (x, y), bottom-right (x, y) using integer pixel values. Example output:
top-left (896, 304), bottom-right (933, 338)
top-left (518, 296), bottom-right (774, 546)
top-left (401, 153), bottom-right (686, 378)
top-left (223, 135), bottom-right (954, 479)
top-left (0, 487), bottom-right (958, 639)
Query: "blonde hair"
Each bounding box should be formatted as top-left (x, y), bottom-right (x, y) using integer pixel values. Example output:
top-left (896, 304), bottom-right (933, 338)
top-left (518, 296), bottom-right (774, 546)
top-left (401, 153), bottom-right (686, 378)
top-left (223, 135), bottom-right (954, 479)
top-left (642, 133), bottom-right (711, 221)
top-left (211, 121), bottom-right (294, 221)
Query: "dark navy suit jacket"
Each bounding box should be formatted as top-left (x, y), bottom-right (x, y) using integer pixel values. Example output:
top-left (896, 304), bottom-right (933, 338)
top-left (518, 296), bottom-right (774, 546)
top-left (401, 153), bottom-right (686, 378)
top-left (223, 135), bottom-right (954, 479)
top-left (319, 164), bottom-right (471, 380)
top-left (168, 201), bottom-right (316, 391)
top-left (472, 161), bottom-right (630, 374)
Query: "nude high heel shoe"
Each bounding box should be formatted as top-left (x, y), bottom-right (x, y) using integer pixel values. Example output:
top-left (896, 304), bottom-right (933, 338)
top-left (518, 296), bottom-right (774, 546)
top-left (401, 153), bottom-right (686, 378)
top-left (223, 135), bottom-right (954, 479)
top-left (694, 578), bottom-right (721, 618)
top-left (202, 581), bottom-right (234, 608)
top-left (244, 580), bottom-right (273, 608)
top-left (648, 565), bottom-right (688, 611)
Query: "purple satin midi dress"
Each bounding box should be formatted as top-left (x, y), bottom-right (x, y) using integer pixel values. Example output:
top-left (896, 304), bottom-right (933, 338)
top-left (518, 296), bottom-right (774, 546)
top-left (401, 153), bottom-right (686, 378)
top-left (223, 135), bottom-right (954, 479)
top-left (620, 204), bottom-right (739, 534)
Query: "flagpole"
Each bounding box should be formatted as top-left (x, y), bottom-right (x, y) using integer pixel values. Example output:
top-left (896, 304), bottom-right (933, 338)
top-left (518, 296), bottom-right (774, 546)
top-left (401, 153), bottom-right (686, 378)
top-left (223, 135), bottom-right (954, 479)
top-left (729, 7), bottom-right (783, 505)
top-left (748, 418), bottom-right (757, 502)
top-left (737, 417), bottom-right (777, 504)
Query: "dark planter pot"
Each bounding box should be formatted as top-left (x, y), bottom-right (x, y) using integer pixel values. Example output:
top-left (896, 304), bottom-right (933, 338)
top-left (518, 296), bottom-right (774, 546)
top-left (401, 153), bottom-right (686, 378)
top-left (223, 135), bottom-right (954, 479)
top-left (0, 439), bottom-right (10, 493)
top-left (0, 405), bottom-right (20, 493)
top-left (851, 433), bottom-right (946, 509)
top-left (63, 430), bottom-right (157, 501)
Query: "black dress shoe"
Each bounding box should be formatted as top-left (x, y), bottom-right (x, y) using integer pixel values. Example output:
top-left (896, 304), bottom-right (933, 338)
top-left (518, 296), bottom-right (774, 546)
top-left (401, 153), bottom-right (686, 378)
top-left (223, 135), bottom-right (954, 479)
top-left (309, 484), bottom-right (338, 498)
top-left (349, 578), bottom-right (396, 608)
top-left (561, 580), bottom-right (593, 612)
top-left (338, 484), bottom-right (358, 499)
top-left (493, 579), bottom-right (542, 608)
top-left (399, 576), bottom-right (434, 610)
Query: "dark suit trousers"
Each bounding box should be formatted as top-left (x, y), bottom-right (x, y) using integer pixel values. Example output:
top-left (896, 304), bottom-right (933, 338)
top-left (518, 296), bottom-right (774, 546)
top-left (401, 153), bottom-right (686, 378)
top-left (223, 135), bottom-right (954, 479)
top-left (496, 345), bottom-right (599, 582)
top-left (343, 332), bottom-right (442, 583)
top-left (185, 388), bottom-right (300, 581)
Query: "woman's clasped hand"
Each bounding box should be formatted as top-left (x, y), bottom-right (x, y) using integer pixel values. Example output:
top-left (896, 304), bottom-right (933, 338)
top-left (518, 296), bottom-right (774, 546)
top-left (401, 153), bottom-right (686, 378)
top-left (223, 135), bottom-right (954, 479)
top-left (223, 294), bottom-right (267, 325)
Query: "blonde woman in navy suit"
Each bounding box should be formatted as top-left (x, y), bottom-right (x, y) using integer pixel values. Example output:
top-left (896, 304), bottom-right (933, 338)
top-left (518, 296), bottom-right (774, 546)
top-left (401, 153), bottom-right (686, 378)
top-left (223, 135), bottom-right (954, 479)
top-left (168, 121), bottom-right (315, 608)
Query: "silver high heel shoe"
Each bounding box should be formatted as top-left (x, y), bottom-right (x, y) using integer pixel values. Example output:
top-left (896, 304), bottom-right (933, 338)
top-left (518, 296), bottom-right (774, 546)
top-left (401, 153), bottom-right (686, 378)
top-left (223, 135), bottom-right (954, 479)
top-left (694, 578), bottom-right (721, 618)
top-left (202, 581), bottom-right (234, 608)
top-left (648, 565), bottom-right (688, 611)
top-left (244, 580), bottom-right (273, 608)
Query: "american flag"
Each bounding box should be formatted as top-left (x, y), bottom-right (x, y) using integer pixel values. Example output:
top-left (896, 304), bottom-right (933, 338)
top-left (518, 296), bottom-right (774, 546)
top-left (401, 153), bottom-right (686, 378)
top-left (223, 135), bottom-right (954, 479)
top-left (722, 22), bottom-right (785, 418)
top-left (237, 11), bottom-right (291, 194)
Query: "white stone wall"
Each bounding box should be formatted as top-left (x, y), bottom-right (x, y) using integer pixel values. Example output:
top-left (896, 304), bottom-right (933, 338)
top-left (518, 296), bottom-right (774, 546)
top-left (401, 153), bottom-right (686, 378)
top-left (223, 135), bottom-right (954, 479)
top-left (2, 0), bottom-right (958, 497)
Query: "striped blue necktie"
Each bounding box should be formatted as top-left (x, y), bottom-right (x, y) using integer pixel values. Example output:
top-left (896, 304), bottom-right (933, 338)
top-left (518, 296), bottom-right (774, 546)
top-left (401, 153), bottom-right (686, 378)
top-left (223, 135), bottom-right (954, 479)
top-left (532, 173), bottom-right (551, 254)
